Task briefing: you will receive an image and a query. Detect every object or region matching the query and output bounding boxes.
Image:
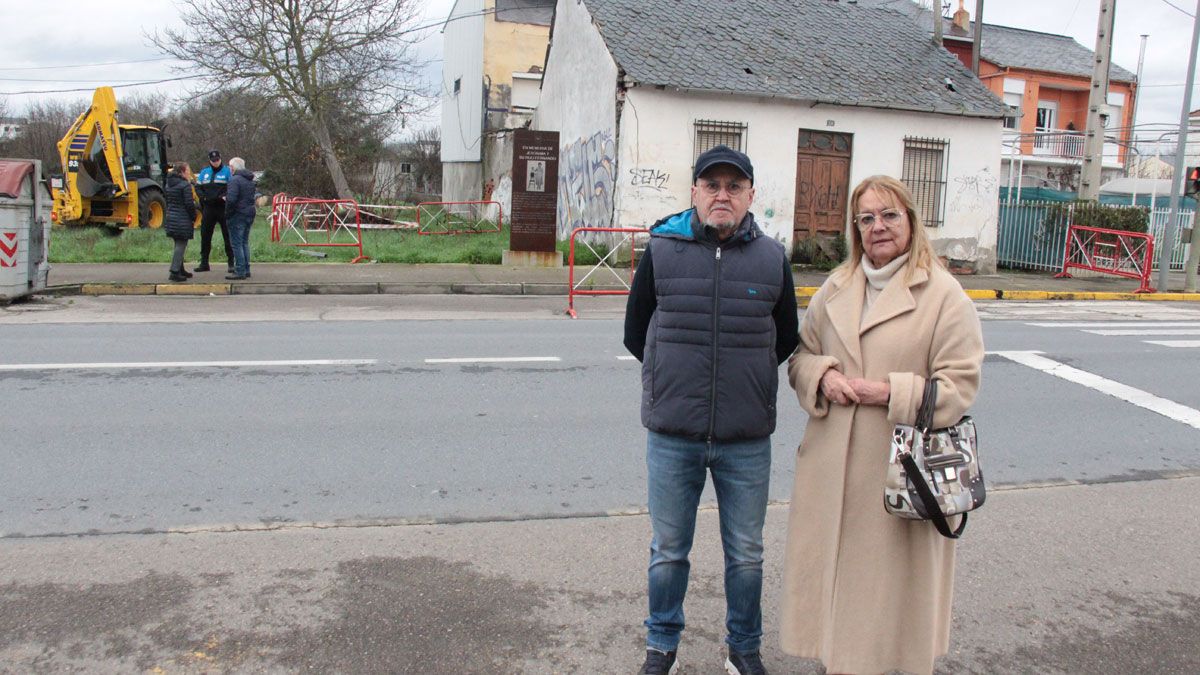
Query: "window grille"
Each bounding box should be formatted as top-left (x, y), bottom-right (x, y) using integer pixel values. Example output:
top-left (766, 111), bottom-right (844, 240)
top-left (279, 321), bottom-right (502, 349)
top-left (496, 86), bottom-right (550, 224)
top-left (693, 120), bottom-right (747, 165)
top-left (901, 137), bottom-right (949, 228)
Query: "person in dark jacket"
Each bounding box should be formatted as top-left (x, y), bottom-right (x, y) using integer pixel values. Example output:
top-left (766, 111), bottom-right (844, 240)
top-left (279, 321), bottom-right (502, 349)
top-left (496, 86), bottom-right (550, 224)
top-left (194, 149), bottom-right (234, 273)
top-left (624, 145), bottom-right (799, 675)
top-left (164, 161), bottom-right (198, 282)
top-left (224, 156), bottom-right (257, 280)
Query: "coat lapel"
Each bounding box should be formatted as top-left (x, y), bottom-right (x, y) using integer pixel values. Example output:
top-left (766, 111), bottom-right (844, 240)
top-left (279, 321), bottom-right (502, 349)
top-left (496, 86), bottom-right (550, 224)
top-left (823, 269), bottom-right (866, 371)
top-left (860, 266), bottom-right (928, 334)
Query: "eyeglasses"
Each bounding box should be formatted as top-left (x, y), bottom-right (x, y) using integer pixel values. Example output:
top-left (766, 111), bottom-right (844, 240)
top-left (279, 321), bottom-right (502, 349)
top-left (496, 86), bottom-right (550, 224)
top-left (698, 180), bottom-right (749, 197)
top-left (854, 209), bottom-right (905, 229)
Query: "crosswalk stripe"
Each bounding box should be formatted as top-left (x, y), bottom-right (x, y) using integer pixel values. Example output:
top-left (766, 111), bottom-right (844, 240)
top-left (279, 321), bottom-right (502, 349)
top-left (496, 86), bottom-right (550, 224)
top-left (990, 351), bottom-right (1200, 431)
top-left (1083, 329), bottom-right (1200, 336)
top-left (1027, 322), bottom-right (1200, 328)
top-left (424, 357), bottom-right (561, 364)
top-left (0, 359), bottom-right (378, 371)
top-left (1144, 340), bottom-right (1200, 348)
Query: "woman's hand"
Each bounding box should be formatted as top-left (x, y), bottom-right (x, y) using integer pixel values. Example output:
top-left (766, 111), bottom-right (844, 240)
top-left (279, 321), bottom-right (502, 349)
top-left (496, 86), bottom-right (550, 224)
top-left (848, 378), bottom-right (890, 406)
top-left (820, 368), bottom-right (859, 406)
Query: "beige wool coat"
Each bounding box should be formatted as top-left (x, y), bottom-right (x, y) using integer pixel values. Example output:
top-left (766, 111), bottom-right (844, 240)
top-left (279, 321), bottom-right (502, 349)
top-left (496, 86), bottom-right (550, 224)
top-left (781, 262), bottom-right (984, 675)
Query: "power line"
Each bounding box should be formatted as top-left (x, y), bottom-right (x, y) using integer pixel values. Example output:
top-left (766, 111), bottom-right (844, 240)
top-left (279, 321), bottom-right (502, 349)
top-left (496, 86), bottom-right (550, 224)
top-left (1158, 0), bottom-right (1196, 17)
top-left (0, 75), bottom-right (205, 96)
top-left (0, 57), bottom-right (176, 72)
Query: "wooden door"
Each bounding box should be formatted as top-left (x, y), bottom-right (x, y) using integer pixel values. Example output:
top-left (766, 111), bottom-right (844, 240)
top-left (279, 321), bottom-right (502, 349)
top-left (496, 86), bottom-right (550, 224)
top-left (793, 130), bottom-right (852, 241)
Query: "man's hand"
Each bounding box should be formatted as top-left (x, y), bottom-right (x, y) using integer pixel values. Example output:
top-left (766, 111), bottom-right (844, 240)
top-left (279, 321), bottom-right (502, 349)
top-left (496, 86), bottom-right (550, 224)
top-left (820, 368), bottom-right (859, 406)
top-left (847, 378), bottom-right (890, 406)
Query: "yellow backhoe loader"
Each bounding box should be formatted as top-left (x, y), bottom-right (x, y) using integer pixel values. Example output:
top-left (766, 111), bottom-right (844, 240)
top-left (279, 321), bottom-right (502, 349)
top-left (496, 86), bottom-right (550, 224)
top-left (49, 87), bottom-right (169, 229)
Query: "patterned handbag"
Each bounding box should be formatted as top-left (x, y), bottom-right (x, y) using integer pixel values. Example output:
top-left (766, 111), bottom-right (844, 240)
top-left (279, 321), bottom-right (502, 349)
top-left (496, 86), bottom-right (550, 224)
top-left (885, 378), bottom-right (984, 539)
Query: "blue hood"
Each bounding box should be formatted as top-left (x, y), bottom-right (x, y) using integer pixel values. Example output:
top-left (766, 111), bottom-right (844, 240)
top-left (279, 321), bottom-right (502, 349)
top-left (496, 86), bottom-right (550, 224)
top-left (650, 208), bottom-right (762, 246)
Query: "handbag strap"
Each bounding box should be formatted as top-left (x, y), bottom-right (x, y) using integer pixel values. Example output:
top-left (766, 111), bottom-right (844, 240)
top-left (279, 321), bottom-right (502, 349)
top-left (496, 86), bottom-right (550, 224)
top-left (916, 377), bottom-right (938, 432)
top-left (900, 452), bottom-right (967, 539)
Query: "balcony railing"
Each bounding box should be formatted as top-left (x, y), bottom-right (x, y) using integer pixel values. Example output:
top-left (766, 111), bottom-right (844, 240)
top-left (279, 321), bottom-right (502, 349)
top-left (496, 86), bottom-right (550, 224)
top-left (1032, 129), bottom-right (1085, 158)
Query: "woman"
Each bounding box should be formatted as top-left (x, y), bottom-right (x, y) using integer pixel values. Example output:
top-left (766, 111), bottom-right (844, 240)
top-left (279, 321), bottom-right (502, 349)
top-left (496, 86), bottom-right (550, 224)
top-left (164, 161), bottom-right (197, 282)
top-left (781, 175), bottom-right (984, 675)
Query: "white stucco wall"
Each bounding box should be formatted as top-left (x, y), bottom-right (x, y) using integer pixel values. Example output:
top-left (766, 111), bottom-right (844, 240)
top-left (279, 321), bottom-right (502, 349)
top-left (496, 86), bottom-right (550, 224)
top-left (533, 0), bottom-right (619, 239)
top-left (441, 0), bottom-right (485, 163)
top-left (614, 88), bottom-right (1004, 270)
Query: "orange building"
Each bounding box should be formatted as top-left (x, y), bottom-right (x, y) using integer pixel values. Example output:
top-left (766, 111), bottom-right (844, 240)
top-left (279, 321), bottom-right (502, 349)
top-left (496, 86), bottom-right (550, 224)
top-left (938, 2), bottom-right (1137, 192)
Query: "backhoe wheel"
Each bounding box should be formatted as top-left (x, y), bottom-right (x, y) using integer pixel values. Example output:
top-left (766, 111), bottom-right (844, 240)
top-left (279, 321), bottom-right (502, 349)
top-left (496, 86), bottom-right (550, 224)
top-left (138, 188), bottom-right (166, 229)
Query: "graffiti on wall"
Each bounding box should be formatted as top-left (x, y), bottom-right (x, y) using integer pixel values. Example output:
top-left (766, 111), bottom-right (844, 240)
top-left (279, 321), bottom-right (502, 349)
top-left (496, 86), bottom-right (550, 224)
top-left (630, 168), bottom-right (669, 191)
top-left (557, 131), bottom-right (617, 238)
top-left (949, 167), bottom-right (998, 218)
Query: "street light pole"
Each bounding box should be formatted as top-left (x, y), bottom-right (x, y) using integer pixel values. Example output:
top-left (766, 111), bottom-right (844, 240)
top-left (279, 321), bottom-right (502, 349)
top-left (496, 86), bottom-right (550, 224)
top-left (1159, 0), bottom-right (1200, 292)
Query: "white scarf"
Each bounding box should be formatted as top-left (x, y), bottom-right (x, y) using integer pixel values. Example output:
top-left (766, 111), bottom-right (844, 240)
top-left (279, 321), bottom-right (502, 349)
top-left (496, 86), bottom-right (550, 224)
top-left (861, 252), bottom-right (910, 323)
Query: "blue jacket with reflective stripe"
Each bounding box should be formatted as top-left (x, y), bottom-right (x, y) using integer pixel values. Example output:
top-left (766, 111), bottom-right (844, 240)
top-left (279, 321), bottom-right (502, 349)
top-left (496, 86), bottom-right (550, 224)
top-left (195, 164), bottom-right (231, 204)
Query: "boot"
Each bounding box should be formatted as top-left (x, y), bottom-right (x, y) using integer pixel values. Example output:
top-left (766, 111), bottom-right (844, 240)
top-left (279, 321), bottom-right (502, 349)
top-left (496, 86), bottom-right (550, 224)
top-left (194, 262), bottom-right (211, 272)
top-left (180, 268), bottom-right (194, 278)
top-left (169, 271), bottom-right (187, 282)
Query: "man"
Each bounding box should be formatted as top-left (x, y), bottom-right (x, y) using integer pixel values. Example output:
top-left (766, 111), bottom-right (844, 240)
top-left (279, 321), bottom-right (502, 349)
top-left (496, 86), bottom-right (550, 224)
top-left (624, 145), bottom-right (799, 675)
top-left (224, 157), bottom-right (257, 280)
top-left (194, 149), bottom-right (234, 273)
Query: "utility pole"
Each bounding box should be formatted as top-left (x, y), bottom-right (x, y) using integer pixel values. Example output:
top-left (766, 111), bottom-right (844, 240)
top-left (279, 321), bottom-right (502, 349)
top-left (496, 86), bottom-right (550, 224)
top-left (1125, 34), bottom-right (1148, 178)
top-left (971, 0), bottom-right (984, 75)
top-left (1080, 0), bottom-right (1117, 201)
top-left (933, 0), bottom-right (943, 46)
top-left (1159, 0), bottom-right (1200, 292)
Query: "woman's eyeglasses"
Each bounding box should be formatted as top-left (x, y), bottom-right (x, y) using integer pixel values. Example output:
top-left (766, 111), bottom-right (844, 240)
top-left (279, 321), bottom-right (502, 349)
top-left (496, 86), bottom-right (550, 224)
top-left (854, 209), bottom-right (904, 229)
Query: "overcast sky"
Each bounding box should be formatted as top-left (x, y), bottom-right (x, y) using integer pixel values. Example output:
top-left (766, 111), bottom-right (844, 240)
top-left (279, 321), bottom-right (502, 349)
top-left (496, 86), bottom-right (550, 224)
top-left (0, 0), bottom-right (1194, 141)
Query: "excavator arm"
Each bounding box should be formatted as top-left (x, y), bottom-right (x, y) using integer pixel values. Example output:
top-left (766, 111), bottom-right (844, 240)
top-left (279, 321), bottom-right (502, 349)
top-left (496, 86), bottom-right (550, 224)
top-left (54, 87), bottom-right (129, 222)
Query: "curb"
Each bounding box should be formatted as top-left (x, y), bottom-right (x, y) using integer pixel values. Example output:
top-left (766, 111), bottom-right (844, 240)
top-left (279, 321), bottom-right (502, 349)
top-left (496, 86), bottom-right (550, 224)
top-left (45, 283), bottom-right (1200, 302)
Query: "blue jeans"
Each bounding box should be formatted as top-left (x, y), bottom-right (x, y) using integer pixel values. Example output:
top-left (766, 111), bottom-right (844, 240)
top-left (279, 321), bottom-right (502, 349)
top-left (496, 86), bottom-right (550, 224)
top-left (645, 431), bottom-right (771, 655)
top-left (228, 213), bottom-right (253, 276)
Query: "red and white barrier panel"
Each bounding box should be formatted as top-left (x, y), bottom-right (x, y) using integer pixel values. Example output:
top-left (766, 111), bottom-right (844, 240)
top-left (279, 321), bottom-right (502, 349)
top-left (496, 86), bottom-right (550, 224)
top-left (416, 201), bottom-right (503, 235)
top-left (1054, 223), bottom-right (1156, 293)
top-left (566, 226), bottom-right (649, 318)
top-left (270, 197), bottom-right (369, 264)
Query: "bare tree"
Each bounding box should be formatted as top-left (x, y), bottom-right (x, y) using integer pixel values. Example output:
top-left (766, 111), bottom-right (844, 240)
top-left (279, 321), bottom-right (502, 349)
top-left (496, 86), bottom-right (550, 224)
top-left (0, 99), bottom-right (82, 171)
top-left (152, 0), bottom-right (428, 200)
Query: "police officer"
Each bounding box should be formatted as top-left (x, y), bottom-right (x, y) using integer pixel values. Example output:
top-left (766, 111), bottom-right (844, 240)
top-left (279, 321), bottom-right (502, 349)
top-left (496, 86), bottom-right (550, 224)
top-left (194, 149), bottom-right (234, 273)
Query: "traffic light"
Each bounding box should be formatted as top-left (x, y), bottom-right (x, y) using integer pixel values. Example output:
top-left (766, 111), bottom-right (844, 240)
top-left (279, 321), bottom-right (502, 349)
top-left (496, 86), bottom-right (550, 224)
top-left (1187, 167), bottom-right (1200, 196)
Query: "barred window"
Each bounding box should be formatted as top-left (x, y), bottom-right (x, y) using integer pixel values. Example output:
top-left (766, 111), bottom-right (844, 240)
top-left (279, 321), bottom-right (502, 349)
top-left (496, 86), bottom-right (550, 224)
top-left (901, 137), bottom-right (949, 228)
top-left (693, 120), bottom-right (747, 165)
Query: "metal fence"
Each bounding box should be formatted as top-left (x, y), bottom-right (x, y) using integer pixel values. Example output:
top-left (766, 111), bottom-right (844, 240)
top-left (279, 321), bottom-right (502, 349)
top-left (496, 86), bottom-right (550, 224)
top-left (997, 200), bottom-right (1193, 272)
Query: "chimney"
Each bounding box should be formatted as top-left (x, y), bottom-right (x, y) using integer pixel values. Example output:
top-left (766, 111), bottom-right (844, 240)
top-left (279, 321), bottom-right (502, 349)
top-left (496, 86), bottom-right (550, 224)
top-left (952, 0), bottom-right (970, 32)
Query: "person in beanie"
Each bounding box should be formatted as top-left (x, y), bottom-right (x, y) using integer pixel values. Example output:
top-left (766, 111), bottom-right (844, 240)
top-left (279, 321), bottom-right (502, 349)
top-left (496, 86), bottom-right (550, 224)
top-left (624, 145), bottom-right (799, 675)
top-left (224, 156), bottom-right (257, 280)
top-left (163, 161), bottom-right (197, 282)
top-left (194, 149), bottom-right (234, 273)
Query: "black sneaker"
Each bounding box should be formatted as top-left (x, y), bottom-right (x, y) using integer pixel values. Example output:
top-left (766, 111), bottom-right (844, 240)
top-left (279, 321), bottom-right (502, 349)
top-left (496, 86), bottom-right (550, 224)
top-left (725, 650), bottom-right (767, 675)
top-left (194, 264), bottom-right (211, 272)
top-left (180, 268), bottom-right (193, 278)
top-left (639, 648), bottom-right (679, 675)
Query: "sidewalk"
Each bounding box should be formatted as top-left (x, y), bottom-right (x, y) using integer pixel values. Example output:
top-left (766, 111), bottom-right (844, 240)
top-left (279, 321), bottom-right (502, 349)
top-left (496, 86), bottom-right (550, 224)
top-left (40, 262), bottom-right (1200, 301)
top-left (1, 476), bottom-right (1197, 672)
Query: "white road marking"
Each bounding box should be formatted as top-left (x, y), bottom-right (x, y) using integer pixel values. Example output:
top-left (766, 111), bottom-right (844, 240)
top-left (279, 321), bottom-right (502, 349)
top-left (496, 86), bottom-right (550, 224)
top-left (0, 359), bottom-right (378, 372)
top-left (989, 351), bottom-right (1200, 431)
top-left (1027, 322), bottom-right (1200, 328)
top-left (1144, 340), bottom-right (1200, 348)
top-left (423, 356), bottom-right (562, 364)
top-left (1083, 329), bottom-right (1200, 336)
top-left (617, 355), bottom-right (638, 361)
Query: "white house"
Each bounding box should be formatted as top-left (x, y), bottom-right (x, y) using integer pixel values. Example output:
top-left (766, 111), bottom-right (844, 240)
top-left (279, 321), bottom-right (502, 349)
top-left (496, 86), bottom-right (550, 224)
top-left (534, 0), bottom-right (1010, 273)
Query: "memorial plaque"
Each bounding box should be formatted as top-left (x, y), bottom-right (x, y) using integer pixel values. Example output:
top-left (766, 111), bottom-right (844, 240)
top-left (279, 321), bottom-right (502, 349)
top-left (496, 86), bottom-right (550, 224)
top-left (510, 129), bottom-right (559, 253)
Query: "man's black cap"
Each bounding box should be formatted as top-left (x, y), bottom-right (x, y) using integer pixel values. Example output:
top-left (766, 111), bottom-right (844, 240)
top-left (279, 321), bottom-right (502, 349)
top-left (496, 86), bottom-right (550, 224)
top-left (693, 145), bottom-right (753, 184)
top-left (208, 149), bottom-right (221, 160)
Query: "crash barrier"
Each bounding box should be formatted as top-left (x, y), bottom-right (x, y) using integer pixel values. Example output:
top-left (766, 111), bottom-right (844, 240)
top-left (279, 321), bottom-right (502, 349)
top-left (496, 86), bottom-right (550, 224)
top-left (566, 226), bottom-right (649, 318)
top-left (1054, 223), bottom-right (1155, 293)
top-left (416, 201), bottom-right (503, 235)
top-left (356, 203), bottom-right (419, 230)
top-left (269, 196), bottom-right (369, 263)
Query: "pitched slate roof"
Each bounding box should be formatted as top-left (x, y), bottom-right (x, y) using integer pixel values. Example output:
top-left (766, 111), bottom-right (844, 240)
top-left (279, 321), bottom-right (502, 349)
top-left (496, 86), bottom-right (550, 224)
top-left (580, 0), bottom-right (1006, 118)
top-left (980, 24), bottom-right (1136, 82)
top-left (854, 0), bottom-right (1136, 82)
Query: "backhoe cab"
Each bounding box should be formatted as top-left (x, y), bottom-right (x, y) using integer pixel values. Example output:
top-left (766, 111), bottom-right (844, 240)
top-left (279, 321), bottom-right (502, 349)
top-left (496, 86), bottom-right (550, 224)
top-left (50, 87), bottom-right (169, 229)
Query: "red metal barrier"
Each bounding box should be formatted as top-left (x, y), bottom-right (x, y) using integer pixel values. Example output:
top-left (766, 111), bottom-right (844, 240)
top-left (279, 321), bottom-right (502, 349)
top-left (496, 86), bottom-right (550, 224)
top-left (417, 201), bottom-right (503, 235)
top-left (567, 226), bottom-right (649, 318)
top-left (1054, 223), bottom-right (1156, 293)
top-left (270, 197), bottom-right (369, 263)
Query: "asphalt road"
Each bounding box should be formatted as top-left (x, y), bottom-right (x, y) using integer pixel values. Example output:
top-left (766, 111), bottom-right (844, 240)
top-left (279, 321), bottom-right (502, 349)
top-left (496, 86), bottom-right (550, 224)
top-left (1, 295), bottom-right (1199, 674)
top-left (1, 296), bottom-right (1198, 537)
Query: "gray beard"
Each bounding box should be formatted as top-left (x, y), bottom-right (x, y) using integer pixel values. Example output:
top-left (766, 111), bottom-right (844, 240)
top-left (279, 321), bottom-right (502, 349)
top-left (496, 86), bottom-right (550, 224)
top-left (704, 219), bottom-right (739, 239)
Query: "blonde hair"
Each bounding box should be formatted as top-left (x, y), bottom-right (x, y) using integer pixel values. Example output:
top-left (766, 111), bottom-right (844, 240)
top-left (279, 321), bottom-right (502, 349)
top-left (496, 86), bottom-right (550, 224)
top-left (833, 174), bottom-right (942, 281)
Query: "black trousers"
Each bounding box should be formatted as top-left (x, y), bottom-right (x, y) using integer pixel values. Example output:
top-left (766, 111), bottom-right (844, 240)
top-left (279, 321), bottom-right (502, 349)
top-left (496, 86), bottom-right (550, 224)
top-left (199, 202), bottom-right (233, 266)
